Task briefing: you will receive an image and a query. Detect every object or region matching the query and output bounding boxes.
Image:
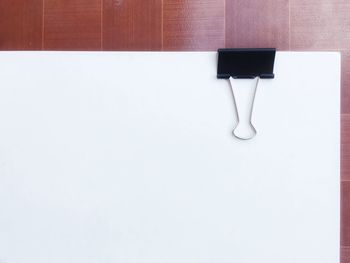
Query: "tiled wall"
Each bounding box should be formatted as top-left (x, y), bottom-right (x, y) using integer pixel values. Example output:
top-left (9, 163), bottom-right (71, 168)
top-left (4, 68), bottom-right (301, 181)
top-left (0, 0), bottom-right (349, 261)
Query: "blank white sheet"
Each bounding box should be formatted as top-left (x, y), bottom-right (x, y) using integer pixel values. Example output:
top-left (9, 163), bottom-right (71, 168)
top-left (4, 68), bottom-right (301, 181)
top-left (0, 52), bottom-right (340, 263)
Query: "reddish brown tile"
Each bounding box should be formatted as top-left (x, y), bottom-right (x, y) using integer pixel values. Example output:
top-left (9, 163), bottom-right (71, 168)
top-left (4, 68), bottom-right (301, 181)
top-left (343, 114), bottom-right (350, 181)
top-left (290, 0), bottom-right (350, 50)
top-left (163, 0), bottom-right (225, 51)
top-left (0, 0), bottom-right (43, 50)
top-left (225, 0), bottom-right (289, 49)
top-left (44, 0), bottom-right (101, 50)
top-left (342, 246), bottom-right (350, 263)
top-left (342, 182), bottom-right (350, 246)
top-left (343, 52), bottom-right (350, 114)
top-left (103, 0), bottom-right (162, 50)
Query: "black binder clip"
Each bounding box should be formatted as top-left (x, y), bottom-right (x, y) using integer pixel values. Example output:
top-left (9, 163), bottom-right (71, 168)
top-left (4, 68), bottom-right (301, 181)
top-left (217, 48), bottom-right (276, 140)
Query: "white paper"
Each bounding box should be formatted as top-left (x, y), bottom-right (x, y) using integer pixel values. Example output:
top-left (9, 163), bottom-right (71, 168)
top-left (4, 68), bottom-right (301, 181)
top-left (0, 51), bottom-right (340, 263)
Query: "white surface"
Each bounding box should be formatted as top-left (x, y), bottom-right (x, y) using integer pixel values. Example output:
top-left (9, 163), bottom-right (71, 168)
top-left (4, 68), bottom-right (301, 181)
top-left (0, 52), bottom-right (340, 263)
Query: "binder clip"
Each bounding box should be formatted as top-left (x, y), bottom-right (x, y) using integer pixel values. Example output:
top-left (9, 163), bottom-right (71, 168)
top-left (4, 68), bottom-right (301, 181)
top-left (217, 48), bottom-right (276, 140)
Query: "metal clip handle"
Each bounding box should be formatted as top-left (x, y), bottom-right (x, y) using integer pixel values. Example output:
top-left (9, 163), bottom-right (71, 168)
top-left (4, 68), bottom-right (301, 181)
top-left (229, 77), bottom-right (259, 140)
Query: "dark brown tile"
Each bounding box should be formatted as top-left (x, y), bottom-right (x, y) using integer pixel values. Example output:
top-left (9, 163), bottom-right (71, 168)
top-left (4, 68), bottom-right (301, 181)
top-left (163, 0), bottom-right (225, 51)
top-left (343, 114), bottom-right (350, 181)
top-left (342, 246), bottom-right (350, 263)
top-left (342, 182), bottom-right (350, 246)
top-left (290, 0), bottom-right (350, 50)
top-left (44, 0), bottom-right (101, 50)
top-left (0, 0), bottom-right (43, 50)
top-left (103, 0), bottom-right (162, 50)
top-left (225, 0), bottom-right (289, 49)
top-left (343, 52), bottom-right (350, 114)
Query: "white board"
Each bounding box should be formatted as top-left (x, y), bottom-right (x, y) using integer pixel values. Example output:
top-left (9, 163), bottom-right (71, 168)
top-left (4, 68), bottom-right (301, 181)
top-left (0, 52), bottom-right (340, 263)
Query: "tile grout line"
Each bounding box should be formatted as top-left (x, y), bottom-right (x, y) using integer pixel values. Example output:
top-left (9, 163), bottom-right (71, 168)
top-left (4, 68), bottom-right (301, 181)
top-left (224, 0), bottom-right (226, 48)
top-left (161, 0), bottom-right (164, 51)
top-left (342, 179), bottom-right (350, 182)
top-left (288, 0), bottom-right (291, 50)
top-left (289, 49), bottom-right (350, 52)
top-left (101, 0), bottom-right (103, 50)
top-left (42, 0), bottom-right (45, 50)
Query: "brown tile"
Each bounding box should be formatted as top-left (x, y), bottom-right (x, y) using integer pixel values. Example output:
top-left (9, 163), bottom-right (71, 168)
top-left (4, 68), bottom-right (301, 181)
top-left (163, 0), bottom-right (225, 51)
top-left (342, 247), bottom-right (350, 263)
top-left (290, 0), bottom-right (350, 50)
top-left (343, 52), bottom-right (350, 114)
top-left (343, 114), bottom-right (350, 181)
top-left (103, 0), bottom-right (162, 50)
top-left (0, 0), bottom-right (43, 50)
top-left (44, 0), bottom-right (101, 50)
top-left (342, 182), bottom-right (350, 246)
top-left (225, 0), bottom-right (289, 50)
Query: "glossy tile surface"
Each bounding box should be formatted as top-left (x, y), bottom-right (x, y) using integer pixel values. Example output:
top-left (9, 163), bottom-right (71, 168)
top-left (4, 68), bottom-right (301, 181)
top-left (343, 52), bottom-right (350, 113)
top-left (163, 0), bottom-right (225, 50)
top-left (290, 0), bottom-right (350, 50)
top-left (0, 0), bottom-right (42, 50)
top-left (44, 0), bottom-right (101, 50)
top-left (225, 0), bottom-right (289, 49)
top-left (103, 0), bottom-right (162, 50)
top-left (342, 246), bottom-right (350, 263)
top-left (343, 114), bottom-right (350, 181)
top-left (342, 182), bottom-right (350, 246)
